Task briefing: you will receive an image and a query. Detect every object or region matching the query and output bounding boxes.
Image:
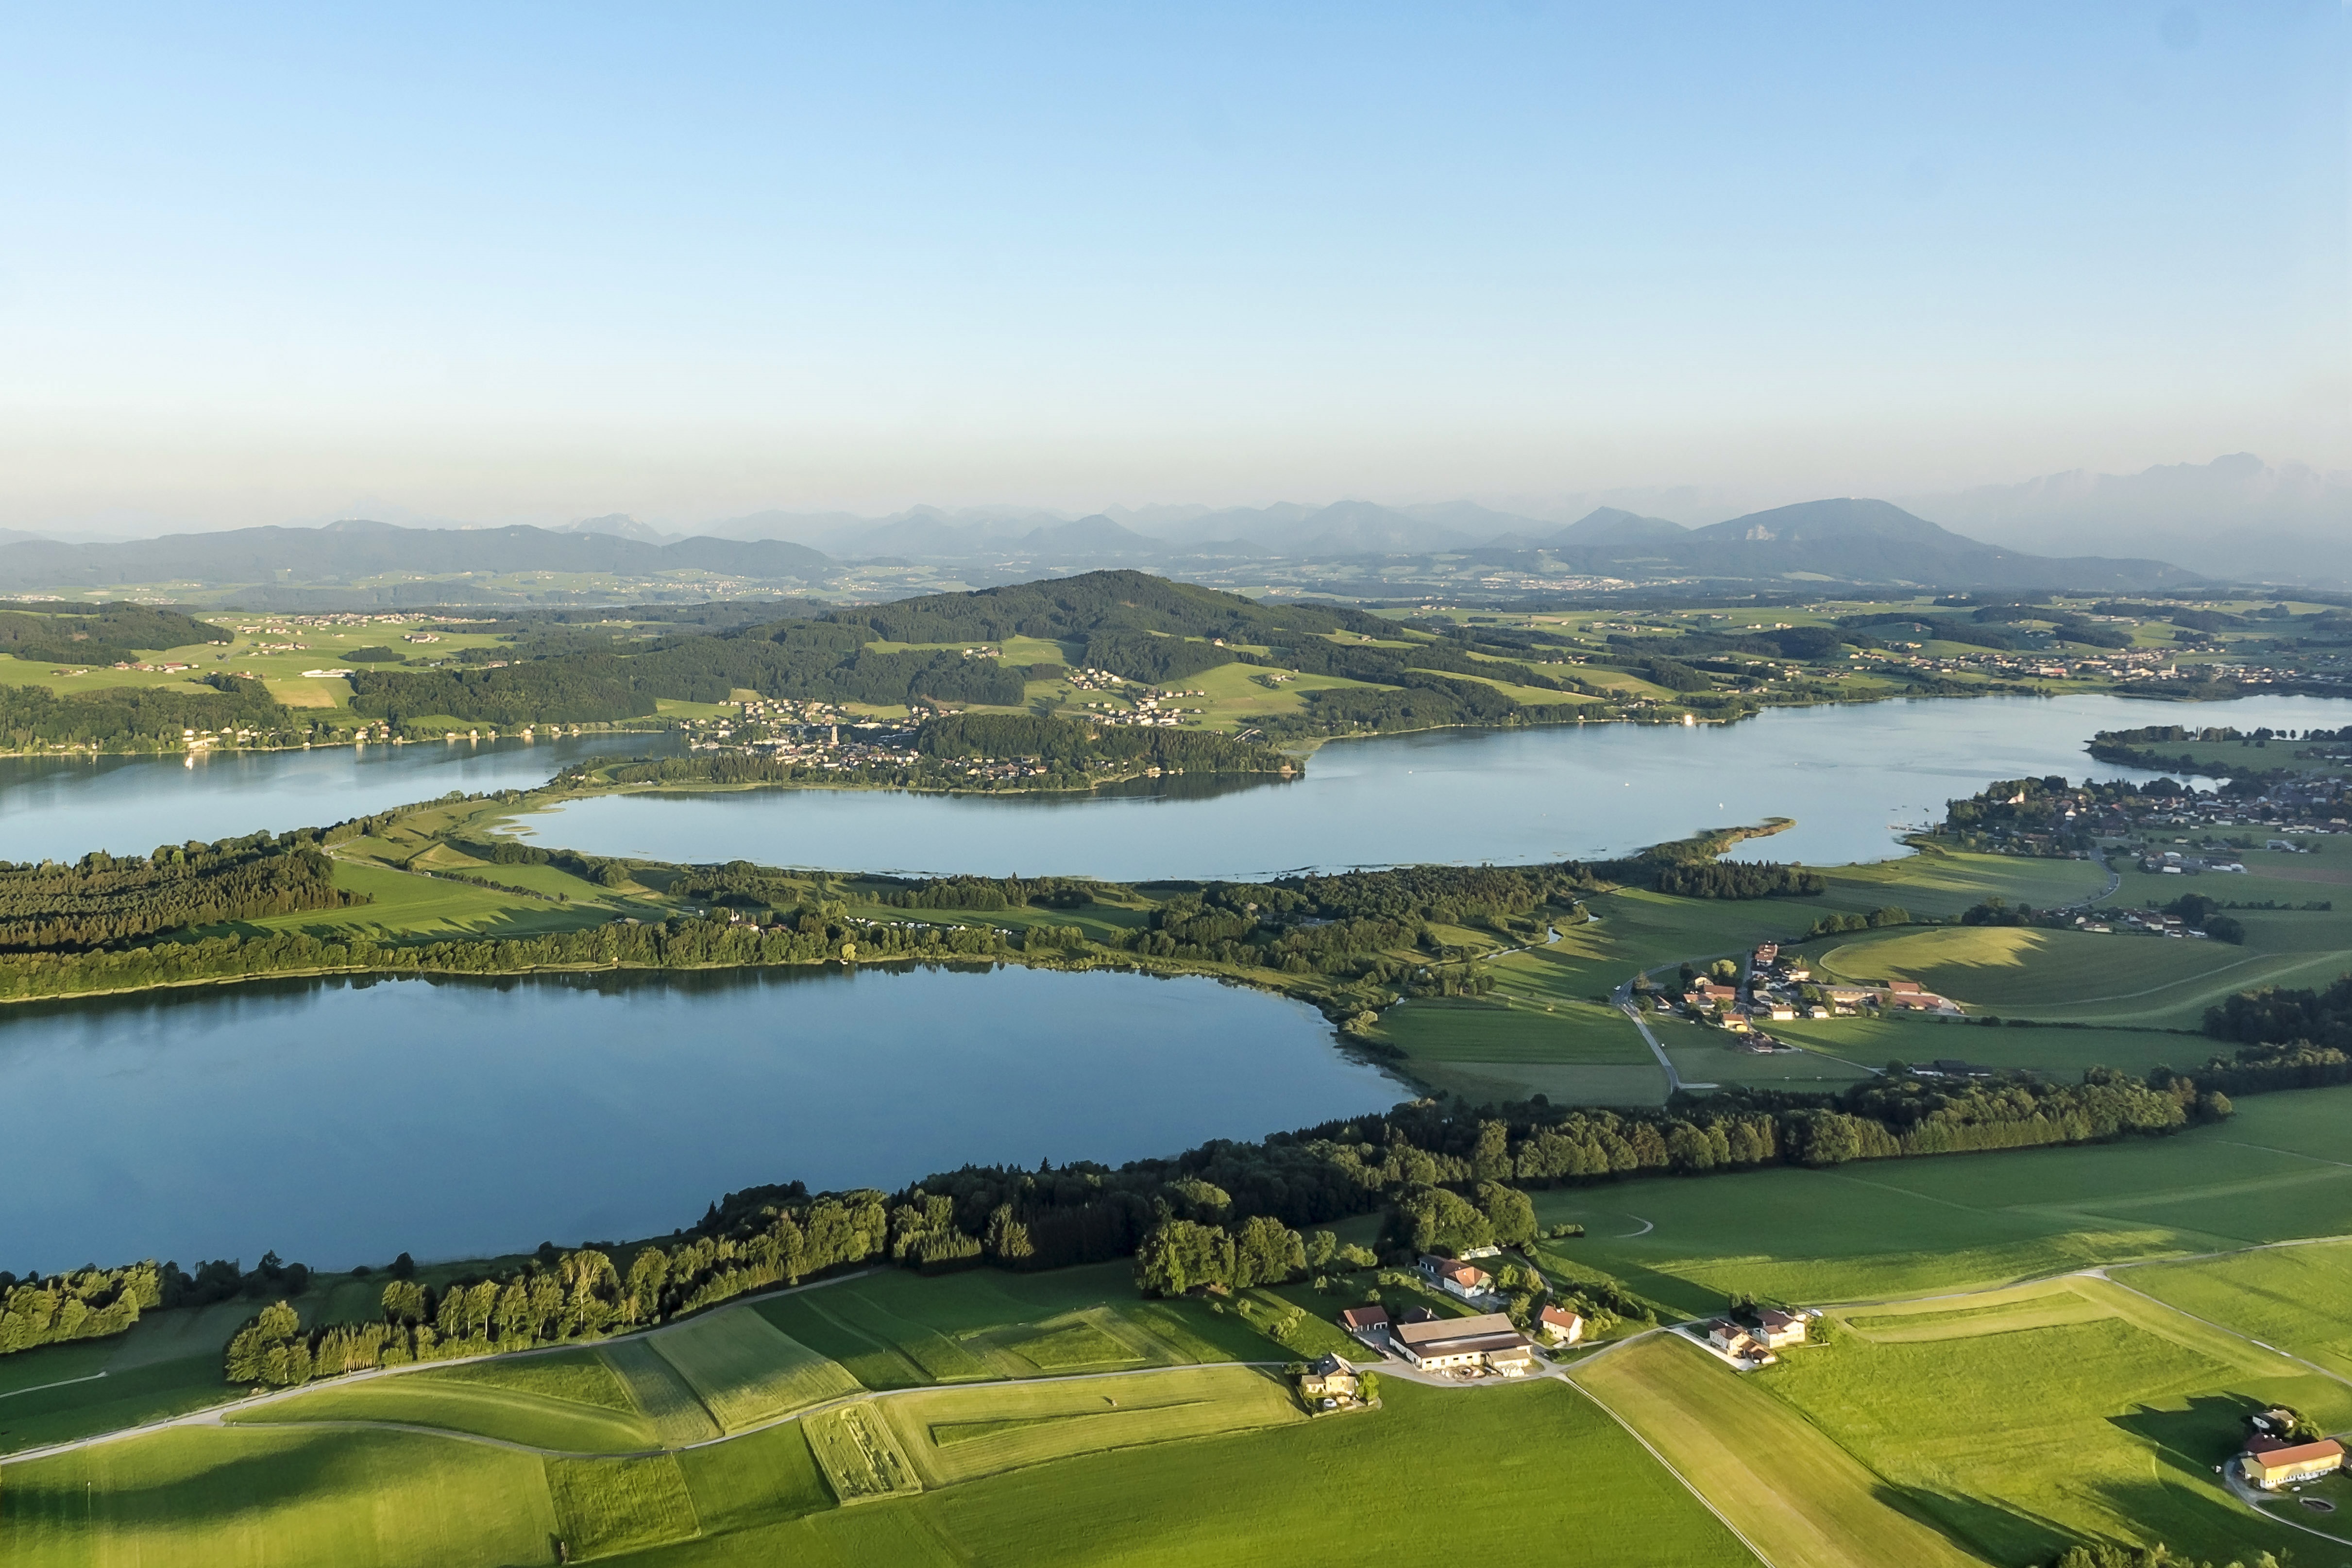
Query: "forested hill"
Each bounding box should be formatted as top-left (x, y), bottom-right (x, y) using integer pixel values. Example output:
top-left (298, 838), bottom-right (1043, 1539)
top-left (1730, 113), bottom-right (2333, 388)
top-left (0, 603), bottom-right (228, 665)
top-left (347, 571), bottom-right (1395, 725)
top-left (824, 571), bottom-right (1388, 645)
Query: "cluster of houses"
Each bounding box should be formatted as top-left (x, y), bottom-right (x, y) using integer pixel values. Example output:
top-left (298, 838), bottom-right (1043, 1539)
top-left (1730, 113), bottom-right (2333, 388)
top-left (1702, 1309), bottom-right (1813, 1367)
top-left (2238, 1407), bottom-right (2345, 1492)
top-left (1667, 943), bottom-right (1962, 1039)
top-left (1334, 1250), bottom-right (1588, 1381)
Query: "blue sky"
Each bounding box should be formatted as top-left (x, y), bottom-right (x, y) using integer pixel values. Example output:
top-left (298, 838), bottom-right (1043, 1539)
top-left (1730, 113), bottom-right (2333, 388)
top-left (0, 2), bottom-right (2341, 528)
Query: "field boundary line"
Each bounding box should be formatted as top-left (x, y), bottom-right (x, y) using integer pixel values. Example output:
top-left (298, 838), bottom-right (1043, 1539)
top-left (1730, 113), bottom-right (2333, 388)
top-left (1563, 1364), bottom-right (1779, 1568)
top-left (0, 1369), bottom-right (106, 1402)
top-left (2214, 1139), bottom-right (2352, 1172)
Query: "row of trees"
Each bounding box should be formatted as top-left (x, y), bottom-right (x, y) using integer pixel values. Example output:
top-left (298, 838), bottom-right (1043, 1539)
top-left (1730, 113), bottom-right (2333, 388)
top-left (0, 1263), bottom-right (162, 1355)
top-left (1653, 860), bottom-right (1825, 898)
top-left (0, 831), bottom-right (366, 951)
top-left (0, 908), bottom-right (1017, 1003)
top-left (225, 1190), bottom-right (891, 1387)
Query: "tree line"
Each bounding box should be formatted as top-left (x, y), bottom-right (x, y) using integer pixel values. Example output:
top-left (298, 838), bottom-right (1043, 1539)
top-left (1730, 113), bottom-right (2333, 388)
top-left (0, 831), bottom-right (366, 951)
top-left (1652, 860), bottom-right (1825, 898)
top-left (225, 1189), bottom-right (891, 1387)
top-left (0, 675), bottom-right (302, 753)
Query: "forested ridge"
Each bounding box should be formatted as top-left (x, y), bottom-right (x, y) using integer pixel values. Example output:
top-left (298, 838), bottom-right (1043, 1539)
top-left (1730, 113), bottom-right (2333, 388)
top-left (0, 832), bottom-right (364, 951)
top-left (0, 603), bottom-right (227, 665)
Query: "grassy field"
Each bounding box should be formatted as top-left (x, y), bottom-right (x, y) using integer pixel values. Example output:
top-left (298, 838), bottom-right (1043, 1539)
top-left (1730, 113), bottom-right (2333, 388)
top-left (0, 1424), bottom-right (564, 1565)
top-left (1528, 1084), bottom-right (2352, 1314)
top-left (648, 1307), bottom-right (861, 1433)
top-left (2124, 1237), bottom-right (2352, 1379)
top-left (751, 1264), bottom-right (1277, 1390)
top-left (1766, 1276), bottom-right (2352, 1564)
top-left (801, 1402), bottom-right (923, 1503)
top-left (546, 1451), bottom-right (702, 1558)
top-left (225, 1350), bottom-right (660, 1453)
top-left (602, 1339), bottom-right (725, 1445)
top-left (631, 1378), bottom-right (1759, 1566)
top-left (876, 1365), bottom-right (1303, 1489)
top-left (1573, 1333), bottom-right (1992, 1568)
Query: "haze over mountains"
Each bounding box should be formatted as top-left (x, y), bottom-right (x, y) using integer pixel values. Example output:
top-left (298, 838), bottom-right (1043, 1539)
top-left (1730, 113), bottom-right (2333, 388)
top-left (0, 497), bottom-right (2210, 602)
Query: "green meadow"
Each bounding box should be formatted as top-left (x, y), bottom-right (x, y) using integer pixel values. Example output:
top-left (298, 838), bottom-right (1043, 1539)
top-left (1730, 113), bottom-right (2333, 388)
top-left (1765, 1276), bottom-right (2352, 1564)
top-left (1529, 1084), bottom-right (2352, 1313)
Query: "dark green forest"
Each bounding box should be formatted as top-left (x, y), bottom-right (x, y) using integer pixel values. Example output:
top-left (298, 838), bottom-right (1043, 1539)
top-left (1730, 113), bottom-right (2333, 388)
top-left (0, 676), bottom-right (301, 752)
top-left (0, 603), bottom-right (227, 665)
top-left (0, 833), bottom-right (364, 951)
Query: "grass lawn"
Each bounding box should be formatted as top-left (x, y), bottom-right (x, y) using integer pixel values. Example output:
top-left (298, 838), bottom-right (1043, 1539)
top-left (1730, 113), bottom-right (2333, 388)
top-left (1764, 1276), bottom-right (2352, 1565)
top-left (1527, 1085), bottom-right (2352, 1314)
top-left (1815, 848), bottom-right (2110, 920)
top-left (1573, 1333), bottom-right (1991, 1568)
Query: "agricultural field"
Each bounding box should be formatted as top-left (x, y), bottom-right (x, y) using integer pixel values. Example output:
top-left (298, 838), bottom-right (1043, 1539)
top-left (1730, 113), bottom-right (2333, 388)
top-left (2123, 1237), bottom-right (2352, 1380)
top-left (644, 1306), bottom-right (860, 1433)
top-left (1764, 1275), bottom-right (2352, 1564)
top-left (1812, 922), bottom-right (2341, 1030)
top-left (1529, 1084), bottom-right (2352, 1314)
top-left (642, 1377), bottom-right (1758, 1567)
top-left (225, 1349), bottom-right (660, 1452)
top-left (1572, 1333), bottom-right (1990, 1568)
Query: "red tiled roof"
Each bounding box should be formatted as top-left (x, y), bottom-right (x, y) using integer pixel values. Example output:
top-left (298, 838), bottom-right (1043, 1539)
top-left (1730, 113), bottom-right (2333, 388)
top-left (2248, 1438), bottom-right (2343, 1470)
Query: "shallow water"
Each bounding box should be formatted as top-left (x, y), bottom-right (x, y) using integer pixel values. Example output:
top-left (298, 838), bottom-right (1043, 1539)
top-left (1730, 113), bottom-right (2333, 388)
top-left (0, 964), bottom-right (1401, 1272)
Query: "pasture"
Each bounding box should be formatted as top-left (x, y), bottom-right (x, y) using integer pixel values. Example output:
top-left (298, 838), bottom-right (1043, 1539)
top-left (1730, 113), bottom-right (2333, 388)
top-left (225, 1350), bottom-right (659, 1453)
top-left (1531, 1084), bottom-right (2352, 1312)
top-left (878, 1366), bottom-right (1302, 1490)
top-left (636, 1378), bottom-right (1758, 1567)
top-left (2125, 1237), bottom-right (2352, 1379)
top-left (1572, 1333), bottom-right (1989, 1568)
top-left (648, 1307), bottom-right (860, 1433)
top-left (1768, 1276), bottom-right (2352, 1564)
top-left (1812, 924), bottom-right (2321, 1029)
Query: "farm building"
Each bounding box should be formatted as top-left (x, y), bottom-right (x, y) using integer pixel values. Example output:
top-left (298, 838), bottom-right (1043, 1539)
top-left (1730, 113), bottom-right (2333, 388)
top-left (1389, 1313), bottom-right (1536, 1376)
top-left (1706, 1319), bottom-right (1777, 1366)
top-left (1298, 1353), bottom-right (1359, 1403)
top-left (2243, 1436), bottom-right (2344, 1490)
top-left (1338, 1305), bottom-right (1391, 1347)
top-left (1538, 1305), bottom-right (1585, 1346)
top-left (1418, 1255), bottom-right (1494, 1301)
top-left (1756, 1309), bottom-right (1809, 1349)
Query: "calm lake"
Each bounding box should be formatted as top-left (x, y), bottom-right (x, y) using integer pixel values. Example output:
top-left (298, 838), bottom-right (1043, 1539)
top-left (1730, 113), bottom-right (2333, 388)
top-left (0, 730), bottom-right (683, 864)
top-left (512, 694), bottom-right (2352, 880)
top-left (0, 965), bottom-right (1401, 1273)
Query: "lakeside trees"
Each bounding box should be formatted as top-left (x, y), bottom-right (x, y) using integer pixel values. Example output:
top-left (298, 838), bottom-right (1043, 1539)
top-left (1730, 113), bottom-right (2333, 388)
top-left (0, 676), bottom-right (299, 753)
top-left (0, 831), bottom-right (365, 951)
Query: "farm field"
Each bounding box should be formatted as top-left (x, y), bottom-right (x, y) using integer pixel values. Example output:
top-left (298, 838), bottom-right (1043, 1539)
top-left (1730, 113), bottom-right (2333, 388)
top-left (1572, 1333), bottom-right (1991, 1568)
top-left (630, 1377), bottom-right (1758, 1567)
top-left (1531, 1084), bottom-right (2352, 1313)
top-left (645, 1306), bottom-right (860, 1433)
top-left (2123, 1237), bottom-right (2352, 1379)
top-left (225, 1349), bottom-right (660, 1453)
top-left (1812, 924), bottom-right (2337, 1029)
top-left (1763, 1012), bottom-right (2203, 1078)
top-left (750, 1262), bottom-right (1278, 1388)
top-left (1766, 1275), bottom-right (2352, 1564)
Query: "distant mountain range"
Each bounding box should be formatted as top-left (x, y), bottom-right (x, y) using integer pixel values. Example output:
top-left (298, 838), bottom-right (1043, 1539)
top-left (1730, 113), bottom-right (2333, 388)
top-left (1901, 453), bottom-right (2352, 585)
top-left (0, 519), bottom-right (831, 598)
top-left (0, 490), bottom-right (2236, 600)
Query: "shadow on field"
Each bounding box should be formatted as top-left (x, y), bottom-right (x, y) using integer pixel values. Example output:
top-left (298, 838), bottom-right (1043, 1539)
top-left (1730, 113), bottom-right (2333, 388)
top-left (1878, 1481), bottom-right (2071, 1567)
top-left (2109, 1394), bottom-right (2266, 1482)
